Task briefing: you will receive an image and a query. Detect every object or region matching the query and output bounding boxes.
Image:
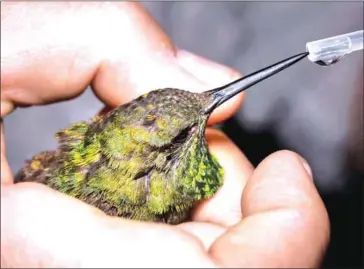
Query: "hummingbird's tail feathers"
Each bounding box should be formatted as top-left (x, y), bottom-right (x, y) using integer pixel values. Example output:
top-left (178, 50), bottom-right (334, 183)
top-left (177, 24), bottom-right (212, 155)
top-left (14, 150), bottom-right (57, 184)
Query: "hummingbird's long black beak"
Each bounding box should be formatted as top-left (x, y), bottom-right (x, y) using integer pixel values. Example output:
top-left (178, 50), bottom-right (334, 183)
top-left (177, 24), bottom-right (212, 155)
top-left (204, 52), bottom-right (309, 114)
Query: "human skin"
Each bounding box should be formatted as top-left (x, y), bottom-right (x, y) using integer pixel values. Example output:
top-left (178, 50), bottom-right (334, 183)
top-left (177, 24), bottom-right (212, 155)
top-left (1, 2), bottom-right (330, 268)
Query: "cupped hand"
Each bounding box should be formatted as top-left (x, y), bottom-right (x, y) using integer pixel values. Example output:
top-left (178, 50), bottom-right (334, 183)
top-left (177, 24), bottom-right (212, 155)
top-left (1, 2), bottom-right (330, 268)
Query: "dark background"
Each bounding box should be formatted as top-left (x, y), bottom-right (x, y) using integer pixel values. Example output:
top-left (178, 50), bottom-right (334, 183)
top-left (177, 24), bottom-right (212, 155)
top-left (3, 2), bottom-right (363, 268)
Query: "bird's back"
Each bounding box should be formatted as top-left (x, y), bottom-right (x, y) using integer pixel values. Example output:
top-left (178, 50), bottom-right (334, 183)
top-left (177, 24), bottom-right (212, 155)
top-left (14, 88), bottom-right (222, 224)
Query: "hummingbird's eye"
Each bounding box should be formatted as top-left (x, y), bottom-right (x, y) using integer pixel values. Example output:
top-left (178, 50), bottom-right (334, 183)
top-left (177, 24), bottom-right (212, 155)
top-left (133, 169), bottom-right (151, 181)
top-left (173, 127), bottom-right (192, 144)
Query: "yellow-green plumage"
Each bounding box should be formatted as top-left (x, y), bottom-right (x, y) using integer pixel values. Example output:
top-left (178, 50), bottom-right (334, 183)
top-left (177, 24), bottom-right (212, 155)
top-left (15, 52), bottom-right (309, 224)
top-left (15, 88), bottom-right (224, 224)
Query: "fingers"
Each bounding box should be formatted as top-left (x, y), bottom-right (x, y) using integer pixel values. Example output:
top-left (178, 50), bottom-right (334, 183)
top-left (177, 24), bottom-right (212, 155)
top-left (1, 183), bottom-right (104, 267)
top-left (209, 150), bottom-right (330, 268)
top-left (191, 128), bottom-right (254, 227)
top-left (1, 183), bottom-right (214, 268)
top-left (177, 222), bottom-right (226, 250)
top-left (1, 2), bottom-right (244, 125)
top-left (94, 49), bottom-right (244, 126)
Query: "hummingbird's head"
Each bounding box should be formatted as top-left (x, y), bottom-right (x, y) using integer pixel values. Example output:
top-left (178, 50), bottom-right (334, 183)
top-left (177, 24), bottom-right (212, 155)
top-left (103, 52), bottom-right (309, 159)
top-left (116, 88), bottom-right (212, 149)
top-left (109, 52), bottom-right (309, 151)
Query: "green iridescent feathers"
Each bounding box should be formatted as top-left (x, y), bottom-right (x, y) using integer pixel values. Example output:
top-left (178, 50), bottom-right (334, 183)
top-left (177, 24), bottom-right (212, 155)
top-left (15, 88), bottom-right (224, 224)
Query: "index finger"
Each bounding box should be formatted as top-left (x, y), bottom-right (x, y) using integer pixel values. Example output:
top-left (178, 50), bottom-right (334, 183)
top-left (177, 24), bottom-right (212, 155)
top-left (1, 2), bottom-right (244, 125)
top-left (209, 150), bottom-right (330, 268)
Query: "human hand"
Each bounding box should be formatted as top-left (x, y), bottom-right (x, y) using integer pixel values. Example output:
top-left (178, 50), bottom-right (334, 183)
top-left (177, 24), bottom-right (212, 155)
top-left (1, 2), bottom-right (330, 268)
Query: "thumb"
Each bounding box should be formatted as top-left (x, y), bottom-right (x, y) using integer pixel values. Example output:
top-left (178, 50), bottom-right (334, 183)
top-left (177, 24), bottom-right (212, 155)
top-left (209, 150), bottom-right (330, 268)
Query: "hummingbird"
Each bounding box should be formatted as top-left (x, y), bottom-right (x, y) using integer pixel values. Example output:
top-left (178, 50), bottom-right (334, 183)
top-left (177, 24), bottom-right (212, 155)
top-left (15, 52), bottom-right (308, 224)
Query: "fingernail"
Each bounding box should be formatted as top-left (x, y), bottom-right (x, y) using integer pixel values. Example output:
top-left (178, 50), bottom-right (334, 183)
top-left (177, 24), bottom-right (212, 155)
top-left (301, 160), bottom-right (313, 179)
top-left (1, 100), bottom-right (15, 117)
